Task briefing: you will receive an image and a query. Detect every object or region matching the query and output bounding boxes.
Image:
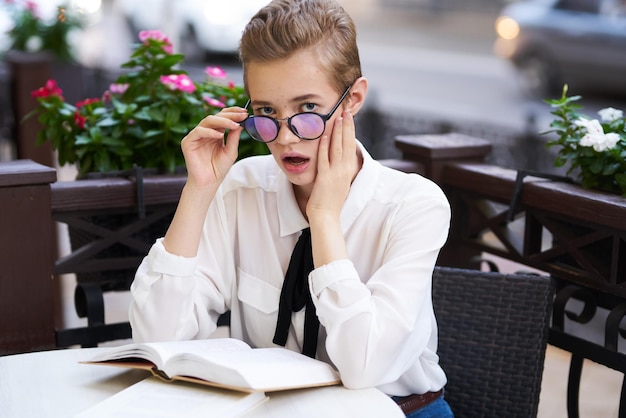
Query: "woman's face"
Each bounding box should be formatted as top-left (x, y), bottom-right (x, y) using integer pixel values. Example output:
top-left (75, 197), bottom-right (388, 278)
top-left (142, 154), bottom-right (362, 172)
top-left (245, 50), bottom-right (345, 192)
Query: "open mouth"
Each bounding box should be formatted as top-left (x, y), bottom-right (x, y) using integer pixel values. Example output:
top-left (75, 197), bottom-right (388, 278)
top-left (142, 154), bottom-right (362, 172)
top-left (284, 156), bottom-right (309, 165)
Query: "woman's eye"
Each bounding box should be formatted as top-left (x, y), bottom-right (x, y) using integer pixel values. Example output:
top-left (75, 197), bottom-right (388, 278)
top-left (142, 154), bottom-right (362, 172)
top-left (302, 103), bottom-right (316, 112)
top-left (255, 106), bottom-right (274, 116)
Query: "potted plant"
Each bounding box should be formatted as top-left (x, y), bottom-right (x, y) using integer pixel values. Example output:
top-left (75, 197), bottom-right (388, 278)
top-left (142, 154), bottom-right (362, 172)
top-left (28, 29), bottom-right (267, 347)
top-left (1, 0), bottom-right (84, 61)
top-left (29, 29), bottom-right (267, 178)
top-left (2, 0), bottom-right (92, 166)
top-left (543, 85), bottom-right (626, 196)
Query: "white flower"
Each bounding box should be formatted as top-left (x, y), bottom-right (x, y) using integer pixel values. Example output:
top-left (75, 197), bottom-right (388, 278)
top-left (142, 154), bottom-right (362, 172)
top-left (598, 107), bottom-right (623, 123)
top-left (25, 36), bottom-right (42, 52)
top-left (575, 118), bottom-right (620, 152)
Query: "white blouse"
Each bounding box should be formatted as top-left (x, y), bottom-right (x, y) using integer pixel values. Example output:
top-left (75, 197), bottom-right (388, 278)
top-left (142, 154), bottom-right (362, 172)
top-left (129, 143), bottom-right (451, 396)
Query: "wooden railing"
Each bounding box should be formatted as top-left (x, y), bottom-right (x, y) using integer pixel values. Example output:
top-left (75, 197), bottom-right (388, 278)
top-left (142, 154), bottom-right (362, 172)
top-left (51, 169), bottom-right (186, 348)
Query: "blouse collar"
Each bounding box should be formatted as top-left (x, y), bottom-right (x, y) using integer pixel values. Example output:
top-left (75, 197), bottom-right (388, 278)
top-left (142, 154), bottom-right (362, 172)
top-left (276, 141), bottom-right (380, 237)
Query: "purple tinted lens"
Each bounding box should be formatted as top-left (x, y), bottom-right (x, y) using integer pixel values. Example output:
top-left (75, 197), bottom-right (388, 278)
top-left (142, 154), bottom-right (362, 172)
top-left (291, 114), bottom-right (325, 139)
top-left (244, 117), bottom-right (278, 143)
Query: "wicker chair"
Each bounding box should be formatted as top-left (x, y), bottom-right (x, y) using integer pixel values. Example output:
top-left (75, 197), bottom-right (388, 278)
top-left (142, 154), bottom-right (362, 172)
top-left (432, 266), bottom-right (554, 418)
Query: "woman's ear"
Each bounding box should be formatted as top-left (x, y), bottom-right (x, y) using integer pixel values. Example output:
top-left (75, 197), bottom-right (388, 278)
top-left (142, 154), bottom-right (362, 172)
top-left (346, 77), bottom-right (368, 116)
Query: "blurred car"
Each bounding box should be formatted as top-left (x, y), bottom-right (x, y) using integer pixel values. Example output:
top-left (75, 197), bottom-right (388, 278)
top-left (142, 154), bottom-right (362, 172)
top-left (116, 0), bottom-right (270, 57)
top-left (494, 0), bottom-right (626, 96)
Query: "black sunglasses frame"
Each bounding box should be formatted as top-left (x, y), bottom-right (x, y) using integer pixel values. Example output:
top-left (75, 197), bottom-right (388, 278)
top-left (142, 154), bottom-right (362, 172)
top-left (240, 84), bottom-right (353, 143)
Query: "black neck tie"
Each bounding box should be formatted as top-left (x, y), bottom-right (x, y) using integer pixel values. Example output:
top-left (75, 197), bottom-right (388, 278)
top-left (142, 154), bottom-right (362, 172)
top-left (273, 228), bottom-right (319, 358)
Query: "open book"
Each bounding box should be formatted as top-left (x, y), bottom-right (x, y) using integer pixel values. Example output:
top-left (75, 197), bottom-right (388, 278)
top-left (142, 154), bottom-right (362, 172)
top-left (83, 338), bottom-right (341, 393)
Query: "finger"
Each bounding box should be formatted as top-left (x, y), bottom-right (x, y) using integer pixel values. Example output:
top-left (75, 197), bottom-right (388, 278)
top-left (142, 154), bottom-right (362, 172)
top-left (317, 135), bottom-right (330, 171)
top-left (342, 111), bottom-right (356, 157)
top-left (197, 111), bottom-right (246, 130)
top-left (330, 116), bottom-right (343, 164)
top-left (183, 126), bottom-right (228, 144)
top-left (224, 126), bottom-right (243, 157)
top-left (222, 105), bottom-right (248, 112)
top-left (200, 114), bottom-right (244, 129)
top-left (215, 105), bottom-right (248, 116)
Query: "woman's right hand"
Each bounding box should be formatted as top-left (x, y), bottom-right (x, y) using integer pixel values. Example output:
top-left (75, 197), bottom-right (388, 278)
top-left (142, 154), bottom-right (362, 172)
top-left (181, 106), bottom-right (248, 189)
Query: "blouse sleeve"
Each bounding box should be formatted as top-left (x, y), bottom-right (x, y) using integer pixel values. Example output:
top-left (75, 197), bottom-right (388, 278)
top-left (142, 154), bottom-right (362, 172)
top-left (129, 193), bottom-right (234, 343)
top-left (308, 190), bottom-right (451, 390)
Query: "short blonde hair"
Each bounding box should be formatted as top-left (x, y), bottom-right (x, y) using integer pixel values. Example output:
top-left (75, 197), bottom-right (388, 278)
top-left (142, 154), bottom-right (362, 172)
top-left (239, 0), bottom-right (362, 94)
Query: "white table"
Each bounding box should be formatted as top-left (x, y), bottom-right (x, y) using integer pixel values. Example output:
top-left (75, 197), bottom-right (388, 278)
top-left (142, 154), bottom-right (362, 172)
top-left (0, 347), bottom-right (404, 418)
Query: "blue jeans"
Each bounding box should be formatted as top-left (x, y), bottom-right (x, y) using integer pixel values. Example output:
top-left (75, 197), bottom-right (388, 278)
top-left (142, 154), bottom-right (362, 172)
top-left (392, 393), bottom-right (455, 418)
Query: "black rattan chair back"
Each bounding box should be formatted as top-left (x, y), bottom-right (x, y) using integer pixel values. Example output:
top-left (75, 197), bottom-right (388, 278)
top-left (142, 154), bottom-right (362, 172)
top-left (432, 267), bottom-right (554, 418)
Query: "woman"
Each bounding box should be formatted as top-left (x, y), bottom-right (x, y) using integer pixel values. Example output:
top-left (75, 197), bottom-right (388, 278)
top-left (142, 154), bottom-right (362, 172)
top-left (129, 1), bottom-right (454, 416)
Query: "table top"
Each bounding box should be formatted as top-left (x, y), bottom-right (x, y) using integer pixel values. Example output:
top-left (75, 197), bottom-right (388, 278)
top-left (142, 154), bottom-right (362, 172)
top-left (0, 347), bottom-right (404, 418)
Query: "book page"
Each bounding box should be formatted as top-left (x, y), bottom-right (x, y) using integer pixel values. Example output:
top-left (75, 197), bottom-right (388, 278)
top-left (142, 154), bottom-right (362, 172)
top-left (73, 377), bottom-right (267, 418)
top-left (242, 386), bottom-right (404, 418)
top-left (86, 338), bottom-right (251, 371)
top-left (168, 347), bottom-right (340, 392)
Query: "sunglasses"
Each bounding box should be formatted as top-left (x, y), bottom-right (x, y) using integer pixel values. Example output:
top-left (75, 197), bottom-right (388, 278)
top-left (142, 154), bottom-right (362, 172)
top-left (240, 85), bottom-right (352, 143)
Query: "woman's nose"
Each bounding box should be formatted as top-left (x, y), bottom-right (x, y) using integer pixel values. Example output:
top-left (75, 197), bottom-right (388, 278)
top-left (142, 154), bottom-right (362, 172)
top-left (274, 120), bottom-right (300, 145)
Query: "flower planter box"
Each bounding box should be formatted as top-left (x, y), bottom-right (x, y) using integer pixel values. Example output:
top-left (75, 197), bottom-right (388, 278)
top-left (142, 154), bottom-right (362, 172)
top-left (440, 162), bottom-right (626, 298)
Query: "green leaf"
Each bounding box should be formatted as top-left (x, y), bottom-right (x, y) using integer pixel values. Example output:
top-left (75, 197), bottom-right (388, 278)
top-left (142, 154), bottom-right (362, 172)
top-left (165, 107), bottom-right (181, 125)
top-left (75, 134), bottom-right (94, 145)
top-left (144, 130), bottom-right (163, 138)
top-left (96, 117), bottom-right (119, 128)
top-left (115, 147), bottom-right (134, 157)
top-left (170, 125), bottom-right (189, 134)
top-left (89, 127), bottom-right (103, 142)
top-left (615, 173), bottom-right (626, 195)
top-left (589, 159), bottom-right (604, 174)
top-left (156, 54), bottom-right (185, 68)
top-left (101, 137), bottom-right (127, 147)
top-left (147, 107), bottom-right (165, 122)
top-left (602, 163), bottom-right (621, 175)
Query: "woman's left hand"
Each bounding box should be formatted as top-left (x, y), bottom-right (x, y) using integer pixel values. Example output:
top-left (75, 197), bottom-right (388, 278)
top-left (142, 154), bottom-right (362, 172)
top-left (306, 110), bottom-right (359, 222)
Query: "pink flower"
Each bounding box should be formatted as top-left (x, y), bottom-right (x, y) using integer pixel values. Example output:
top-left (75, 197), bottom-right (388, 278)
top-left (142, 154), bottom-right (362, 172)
top-left (204, 97), bottom-right (226, 108)
top-left (31, 79), bottom-right (63, 100)
top-left (76, 98), bottom-right (100, 108)
top-left (109, 83), bottom-right (129, 94)
top-left (73, 111), bottom-right (86, 129)
top-left (205, 66), bottom-right (227, 79)
top-left (159, 74), bottom-right (196, 93)
top-left (138, 30), bottom-right (173, 54)
top-left (25, 1), bottom-right (38, 15)
top-left (138, 29), bottom-right (166, 42)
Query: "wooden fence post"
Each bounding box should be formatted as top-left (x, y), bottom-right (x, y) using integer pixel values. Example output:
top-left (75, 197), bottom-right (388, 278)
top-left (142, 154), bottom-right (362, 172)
top-left (0, 160), bottom-right (57, 354)
top-left (384, 133), bottom-right (493, 268)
